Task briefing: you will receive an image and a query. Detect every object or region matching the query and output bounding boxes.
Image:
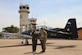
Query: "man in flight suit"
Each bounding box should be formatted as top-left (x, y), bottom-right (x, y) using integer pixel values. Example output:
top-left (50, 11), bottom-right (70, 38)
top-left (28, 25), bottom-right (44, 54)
top-left (31, 27), bottom-right (38, 52)
top-left (39, 27), bottom-right (47, 53)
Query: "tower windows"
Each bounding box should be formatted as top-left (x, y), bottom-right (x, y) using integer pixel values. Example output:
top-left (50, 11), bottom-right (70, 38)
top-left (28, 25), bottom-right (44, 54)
top-left (30, 20), bottom-right (35, 22)
top-left (27, 7), bottom-right (29, 9)
top-left (20, 6), bottom-right (29, 9)
top-left (20, 7), bottom-right (22, 9)
top-left (23, 6), bottom-right (25, 9)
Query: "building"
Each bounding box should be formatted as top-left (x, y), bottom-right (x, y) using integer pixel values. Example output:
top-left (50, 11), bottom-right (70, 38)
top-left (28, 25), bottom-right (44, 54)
top-left (19, 4), bottom-right (37, 33)
top-left (77, 27), bottom-right (82, 40)
top-left (28, 18), bottom-right (37, 30)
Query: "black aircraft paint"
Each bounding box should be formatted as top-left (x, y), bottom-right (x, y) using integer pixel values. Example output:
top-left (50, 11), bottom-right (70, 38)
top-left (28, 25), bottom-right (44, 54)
top-left (45, 18), bottom-right (78, 39)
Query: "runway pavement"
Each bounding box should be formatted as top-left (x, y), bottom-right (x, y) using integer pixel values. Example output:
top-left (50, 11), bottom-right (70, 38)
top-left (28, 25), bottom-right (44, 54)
top-left (0, 39), bottom-right (82, 55)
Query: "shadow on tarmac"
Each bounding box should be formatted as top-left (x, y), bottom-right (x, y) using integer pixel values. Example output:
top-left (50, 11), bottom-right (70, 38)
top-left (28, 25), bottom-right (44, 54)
top-left (24, 52), bottom-right (44, 55)
top-left (55, 45), bottom-right (76, 49)
top-left (0, 43), bottom-right (53, 48)
top-left (0, 44), bottom-right (27, 48)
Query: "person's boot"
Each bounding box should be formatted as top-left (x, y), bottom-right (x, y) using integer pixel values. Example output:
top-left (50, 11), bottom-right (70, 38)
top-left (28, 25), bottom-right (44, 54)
top-left (33, 50), bottom-right (36, 53)
top-left (40, 50), bottom-right (45, 53)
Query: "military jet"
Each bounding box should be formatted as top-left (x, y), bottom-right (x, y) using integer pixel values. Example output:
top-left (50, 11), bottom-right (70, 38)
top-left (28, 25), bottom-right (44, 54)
top-left (45, 18), bottom-right (78, 39)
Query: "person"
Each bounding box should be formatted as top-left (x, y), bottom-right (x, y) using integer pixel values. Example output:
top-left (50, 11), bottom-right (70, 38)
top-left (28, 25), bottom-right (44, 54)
top-left (31, 27), bottom-right (38, 52)
top-left (39, 27), bottom-right (47, 53)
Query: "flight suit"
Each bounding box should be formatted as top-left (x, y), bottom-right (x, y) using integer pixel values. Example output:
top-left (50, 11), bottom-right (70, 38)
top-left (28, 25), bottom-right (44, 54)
top-left (31, 31), bottom-right (38, 52)
top-left (39, 30), bottom-right (47, 52)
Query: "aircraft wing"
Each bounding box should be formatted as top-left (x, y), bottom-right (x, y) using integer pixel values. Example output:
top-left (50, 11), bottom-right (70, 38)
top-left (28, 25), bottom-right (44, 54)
top-left (19, 34), bottom-right (32, 39)
top-left (2, 32), bottom-right (32, 39)
top-left (57, 31), bottom-right (70, 35)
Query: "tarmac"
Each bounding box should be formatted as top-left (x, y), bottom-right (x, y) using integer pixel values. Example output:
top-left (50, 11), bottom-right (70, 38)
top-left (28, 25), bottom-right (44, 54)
top-left (0, 39), bottom-right (82, 55)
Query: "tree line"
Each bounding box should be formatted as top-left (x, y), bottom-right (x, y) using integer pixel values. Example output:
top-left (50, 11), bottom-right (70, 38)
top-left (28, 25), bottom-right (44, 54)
top-left (2, 25), bottom-right (19, 33)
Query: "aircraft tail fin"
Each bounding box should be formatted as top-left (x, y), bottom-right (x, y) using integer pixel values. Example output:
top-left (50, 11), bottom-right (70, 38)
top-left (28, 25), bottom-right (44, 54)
top-left (64, 18), bottom-right (78, 39)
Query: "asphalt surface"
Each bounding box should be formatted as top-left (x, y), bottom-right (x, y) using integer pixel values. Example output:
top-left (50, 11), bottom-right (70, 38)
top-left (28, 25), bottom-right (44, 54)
top-left (0, 39), bottom-right (82, 55)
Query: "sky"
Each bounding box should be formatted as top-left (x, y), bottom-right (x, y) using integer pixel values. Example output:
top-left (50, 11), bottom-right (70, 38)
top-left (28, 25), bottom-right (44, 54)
top-left (0, 0), bottom-right (82, 31)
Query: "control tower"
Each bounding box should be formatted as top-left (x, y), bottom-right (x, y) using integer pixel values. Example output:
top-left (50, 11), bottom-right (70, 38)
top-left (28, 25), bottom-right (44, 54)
top-left (19, 4), bottom-right (30, 32)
